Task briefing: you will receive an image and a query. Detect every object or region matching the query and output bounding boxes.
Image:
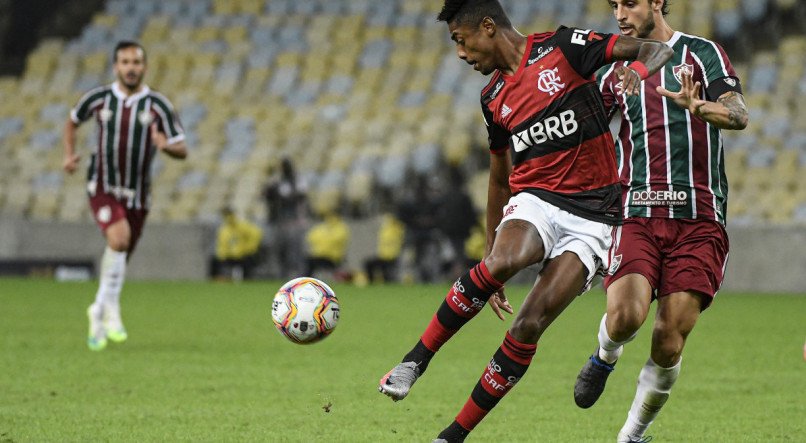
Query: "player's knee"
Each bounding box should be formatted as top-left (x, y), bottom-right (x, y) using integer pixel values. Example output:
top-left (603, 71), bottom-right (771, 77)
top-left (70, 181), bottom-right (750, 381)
top-left (608, 308), bottom-right (644, 341)
top-left (651, 326), bottom-right (685, 366)
top-left (483, 254), bottom-right (522, 282)
top-left (510, 312), bottom-right (551, 343)
top-left (107, 237), bottom-right (130, 252)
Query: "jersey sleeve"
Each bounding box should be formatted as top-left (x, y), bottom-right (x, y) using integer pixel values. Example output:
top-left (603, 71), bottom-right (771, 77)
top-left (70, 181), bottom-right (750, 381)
top-left (556, 26), bottom-right (619, 79)
top-left (595, 64), bottom-right (619, 121)
top-left (70, 87), bottom-right (106, 124)
top-left (150, 93), bottom-right (186, 145)
top-left (696, 41), bottom-right (743, 100)
top-left (482, 103), bottom-right (510, 155)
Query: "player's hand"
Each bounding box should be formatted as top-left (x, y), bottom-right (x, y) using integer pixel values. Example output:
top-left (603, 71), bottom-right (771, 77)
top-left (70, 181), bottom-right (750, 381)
top-left (150, 123), bottom-right (168, 151)
top-left (615, 66), bottom-right (642, 96)
top-left (657, 71), bottom-right (706, 115)
top-left (488, 288), bottom-right (513, 321)
top-left (63, 153), bottom-right (80, 174)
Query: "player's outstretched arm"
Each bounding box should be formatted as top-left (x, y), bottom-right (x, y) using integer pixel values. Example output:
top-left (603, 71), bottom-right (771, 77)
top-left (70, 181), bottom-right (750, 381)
top-left (62, 117), bottom-right (80, 174)
top-left (611, 36), bottom-right (674, 96)
top-left (657, 72), bottom-right (748, 130)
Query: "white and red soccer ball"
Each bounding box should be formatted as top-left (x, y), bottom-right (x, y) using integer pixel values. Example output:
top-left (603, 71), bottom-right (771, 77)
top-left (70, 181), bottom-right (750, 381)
top-left (271, 277), bottom-right (340, 344)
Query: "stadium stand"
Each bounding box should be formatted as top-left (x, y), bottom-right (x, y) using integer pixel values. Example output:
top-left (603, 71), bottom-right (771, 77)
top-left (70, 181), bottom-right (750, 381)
top-left (0, 0), bottom-right (805, 227)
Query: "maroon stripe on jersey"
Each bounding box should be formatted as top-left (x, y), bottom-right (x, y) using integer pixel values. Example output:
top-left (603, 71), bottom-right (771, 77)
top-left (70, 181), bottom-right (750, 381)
top-left (643, 73), bottom-right (672, 218)
top-left (117, 105), bottom-right (132, 188)
top-left (690, 115), bottom-right (713, 218)
top-left (510, 133), bottom-right (619, 194)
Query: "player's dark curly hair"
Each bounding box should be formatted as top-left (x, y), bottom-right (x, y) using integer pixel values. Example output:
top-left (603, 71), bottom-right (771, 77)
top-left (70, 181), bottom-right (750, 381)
top-left (661, 0), bottom-right (670, 16)
top-left (113, 40), bottom-right (146, 63)
top-left (437, 0), bottom-right (512, 28)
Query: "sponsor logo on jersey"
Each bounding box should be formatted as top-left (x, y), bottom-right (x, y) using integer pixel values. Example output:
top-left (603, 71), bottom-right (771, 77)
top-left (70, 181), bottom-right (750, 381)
top-left (489, 80), bottom-right (505, 100)
top-left (631, 189), bottom-right (688, 206)
top-left (512, 110), bottom-right (578, 152)
top-left (571, 29), bottom-right (602, 46)
top-left (99, 109), bottom-right (113, 122)
top-left (724, 77), bottom-right (737, 87)
top-left (672, 62), bottom-right (694, 84)
top-left (501, 104), bottom-right (512, 119)
top-left (138, 110), bottom-right (153, 125)
top-left (537, 67), bottom-right (566, 96)
top-left (527, 45), bottom-right (555, 66)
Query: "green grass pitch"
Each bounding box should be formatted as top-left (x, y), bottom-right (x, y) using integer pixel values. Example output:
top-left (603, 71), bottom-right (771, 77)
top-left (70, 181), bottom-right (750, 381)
top-left (1, 278), bottom-right (804, 442)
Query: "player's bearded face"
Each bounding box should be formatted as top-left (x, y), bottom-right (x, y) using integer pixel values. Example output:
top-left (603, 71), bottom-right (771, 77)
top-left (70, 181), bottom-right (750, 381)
top-left (114, 47), bottom-right (146, 90)
top-left (613, 0), bottom-right (656, 38)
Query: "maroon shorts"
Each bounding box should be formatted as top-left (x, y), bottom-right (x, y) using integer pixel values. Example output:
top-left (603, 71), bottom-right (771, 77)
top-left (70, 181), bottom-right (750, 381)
top-left (88, 192), bottom-right (148, 255)
top-left (603, 218), bottom-right (729, 309)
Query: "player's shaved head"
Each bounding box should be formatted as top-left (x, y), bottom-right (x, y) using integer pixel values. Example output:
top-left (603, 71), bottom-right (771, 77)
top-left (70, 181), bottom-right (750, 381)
top-left (437, 0), bottom-right (512, 28)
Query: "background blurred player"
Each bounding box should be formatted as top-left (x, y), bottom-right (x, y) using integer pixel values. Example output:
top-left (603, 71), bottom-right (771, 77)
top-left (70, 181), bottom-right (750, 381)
top-left (378, 0), bottom-right (673, 440)
top-left (62, 40), bottom-right (188, 351)
top-left (572, 1), bottom-right (748, 441)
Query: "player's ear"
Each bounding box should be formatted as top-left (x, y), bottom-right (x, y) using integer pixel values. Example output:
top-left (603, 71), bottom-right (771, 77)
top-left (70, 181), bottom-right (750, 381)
top-left (481, 16), bottom-right (496, 37)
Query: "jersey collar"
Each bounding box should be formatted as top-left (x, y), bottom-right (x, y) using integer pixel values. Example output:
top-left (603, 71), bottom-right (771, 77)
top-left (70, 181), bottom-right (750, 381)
top-left (665, 31), bottom-right (683, 47)
top-left (112, 81), bottom-right (151, 106)
top-left (500, 33), bottom-right (534, 83)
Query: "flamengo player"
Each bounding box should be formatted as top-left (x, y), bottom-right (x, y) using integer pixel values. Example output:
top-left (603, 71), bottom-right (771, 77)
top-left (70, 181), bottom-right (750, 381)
top-left (63, 41), bottom-right (187, 351)
top-left (378, 0), bottom-right (673, 440)
top-left (572, 1), bottom-right (748, 442)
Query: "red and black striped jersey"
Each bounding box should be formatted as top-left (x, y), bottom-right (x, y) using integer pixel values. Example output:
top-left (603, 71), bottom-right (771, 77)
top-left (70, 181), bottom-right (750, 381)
top-left (481, 27), bottom-right (622, 225)
top-left (70, 82), bottom-right (185, 210)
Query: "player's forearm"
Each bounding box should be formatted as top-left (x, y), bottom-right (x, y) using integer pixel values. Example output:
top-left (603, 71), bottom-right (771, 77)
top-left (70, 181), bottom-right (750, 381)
top-left (634, 40), bottom-right (673, 77)
top-left (161, 141), bottom-right (188, 159)
top-left (693, 92), bottom-right (749, 130)
top-left (63, 119), bottom-right (77, 156)
top-left (612, 36), bottom-right (673, 77)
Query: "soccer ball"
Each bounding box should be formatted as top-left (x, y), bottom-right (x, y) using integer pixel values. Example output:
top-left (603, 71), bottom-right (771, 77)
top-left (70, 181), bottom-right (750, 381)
top-left (271, 277), bottom-right (340, 344)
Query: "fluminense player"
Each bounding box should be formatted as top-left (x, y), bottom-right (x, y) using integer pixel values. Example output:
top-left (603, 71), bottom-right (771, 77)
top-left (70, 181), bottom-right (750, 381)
top-left (377, 0), bottom-right (673, 441)
top-left (63, 41), bottom-right (188, 351)
top-left (572, 1), bottom-right (748, 441)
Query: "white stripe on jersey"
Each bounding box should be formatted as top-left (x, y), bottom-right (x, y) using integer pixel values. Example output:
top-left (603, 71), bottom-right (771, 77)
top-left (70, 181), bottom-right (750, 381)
top-left (662, 49), bottom-right (674, 218)
top-left (112, 97), bottom-right (123, 189)
top-left (639, 76), bottom-right (651, 218)
top-left (125, 101), bottom-right (137, 190)
top-left (99, 95), bottom-right (110, 191)
top-left (135, 98), bottom-right (151, 210)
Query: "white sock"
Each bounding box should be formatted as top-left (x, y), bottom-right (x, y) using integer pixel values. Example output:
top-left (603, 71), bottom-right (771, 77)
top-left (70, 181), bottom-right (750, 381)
top-left (618, 357), bottom-right (682, 442)
top-left (597, 313), bottom-right (636, 364)
top-left (93, 246), bottom-right (127, 315)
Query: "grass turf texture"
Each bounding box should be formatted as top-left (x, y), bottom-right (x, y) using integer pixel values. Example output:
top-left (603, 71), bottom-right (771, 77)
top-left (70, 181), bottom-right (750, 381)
top-left (1, 278), bottom-right (803, 442)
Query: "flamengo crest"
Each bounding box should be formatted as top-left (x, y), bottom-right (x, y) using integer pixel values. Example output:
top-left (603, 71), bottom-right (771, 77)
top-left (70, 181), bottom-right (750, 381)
top-left (537, 68), bottom-right (566, 96)
top-left (672, 62), bottom-right (694, 84)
